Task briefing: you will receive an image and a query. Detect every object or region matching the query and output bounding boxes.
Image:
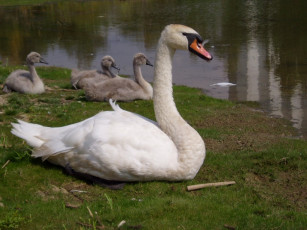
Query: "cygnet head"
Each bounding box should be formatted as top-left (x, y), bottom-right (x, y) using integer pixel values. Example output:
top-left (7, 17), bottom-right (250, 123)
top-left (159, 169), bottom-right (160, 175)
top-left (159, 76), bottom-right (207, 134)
top-left (101, 55), bottom-right (120, 71)
top-left (161, 24), bottom-right (213, 61)
top-left (26, 52), bottom-right (48, 65)
top-left (133, 53), bottom-right (153, 67)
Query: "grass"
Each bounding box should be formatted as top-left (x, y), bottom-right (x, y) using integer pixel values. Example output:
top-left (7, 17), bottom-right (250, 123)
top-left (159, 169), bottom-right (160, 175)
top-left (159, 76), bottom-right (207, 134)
top-left (0, 0), bottom-right (71, 6)
top-left (0, 65), bottom-right (306, 229)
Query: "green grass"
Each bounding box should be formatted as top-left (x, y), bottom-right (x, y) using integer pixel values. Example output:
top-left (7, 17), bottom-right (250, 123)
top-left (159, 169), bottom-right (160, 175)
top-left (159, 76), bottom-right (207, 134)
top-left (0, 65), bottom-right (306, 229)
top-left (0, 0), bottom-right (71, 6)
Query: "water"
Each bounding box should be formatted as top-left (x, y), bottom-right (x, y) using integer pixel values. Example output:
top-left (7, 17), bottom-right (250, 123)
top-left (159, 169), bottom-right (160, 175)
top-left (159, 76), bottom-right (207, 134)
top-left (0, 0), bottom-right (306, 138)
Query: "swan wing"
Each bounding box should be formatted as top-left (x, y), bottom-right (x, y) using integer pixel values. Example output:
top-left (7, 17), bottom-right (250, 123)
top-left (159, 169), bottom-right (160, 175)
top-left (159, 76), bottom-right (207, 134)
top-left (14, 102), bottom-right (177, 180)
top-left (70, 109), bottom-right (178, 180)
top-left (5, 70), bottom-right (30, 84)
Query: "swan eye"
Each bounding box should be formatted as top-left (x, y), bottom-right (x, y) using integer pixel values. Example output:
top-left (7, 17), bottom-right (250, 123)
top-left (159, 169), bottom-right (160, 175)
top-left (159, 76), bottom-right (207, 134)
top-left (182, 32), bottom-right (204, 45)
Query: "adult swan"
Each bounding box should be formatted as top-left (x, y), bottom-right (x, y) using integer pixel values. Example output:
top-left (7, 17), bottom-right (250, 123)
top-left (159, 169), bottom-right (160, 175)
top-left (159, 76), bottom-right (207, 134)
top-left (11, 24), bottom-right (213, 183)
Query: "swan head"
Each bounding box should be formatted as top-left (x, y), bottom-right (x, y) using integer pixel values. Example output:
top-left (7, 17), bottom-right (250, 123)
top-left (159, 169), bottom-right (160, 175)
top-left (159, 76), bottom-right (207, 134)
top-left (101, 55), bottom-right (120, 71)
top-left (162, 24), bottom-right (212, 61)
top-left (133, 53), bottom-right (153, 67)
top-left (27, 52), bottom-right (48, 65)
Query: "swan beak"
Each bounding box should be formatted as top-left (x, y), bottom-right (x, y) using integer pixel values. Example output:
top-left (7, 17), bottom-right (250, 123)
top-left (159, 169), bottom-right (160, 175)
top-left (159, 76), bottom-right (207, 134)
top-left (112, 64), bottom-right (120, 71)
top-left (40, 58), bottom-right (48, 65)
top-left (146, 59), bottom-right (153, 67)
top-left (189, 39), bottom-right (213, 61)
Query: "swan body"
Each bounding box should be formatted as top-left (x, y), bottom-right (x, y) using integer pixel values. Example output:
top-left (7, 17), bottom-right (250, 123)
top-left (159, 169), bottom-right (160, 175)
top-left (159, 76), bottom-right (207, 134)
top-left (71, 55), bottom-right (120, 89)
top-left (3, 52), bottom-right (48, 94)
top-left (84, 53), bottom-right (153, 102)
top-left (11, 24), bottom-right (213, 182)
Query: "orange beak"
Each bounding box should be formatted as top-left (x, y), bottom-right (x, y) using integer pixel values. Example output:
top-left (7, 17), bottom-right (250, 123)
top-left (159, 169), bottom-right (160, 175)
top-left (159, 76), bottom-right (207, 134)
top-left (189, 39), bottom-right (212, 61)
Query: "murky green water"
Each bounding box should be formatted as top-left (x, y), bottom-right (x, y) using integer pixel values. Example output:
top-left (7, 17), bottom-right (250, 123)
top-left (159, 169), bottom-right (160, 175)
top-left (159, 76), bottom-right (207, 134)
top-left (0, 0), bottom-right (306, 137)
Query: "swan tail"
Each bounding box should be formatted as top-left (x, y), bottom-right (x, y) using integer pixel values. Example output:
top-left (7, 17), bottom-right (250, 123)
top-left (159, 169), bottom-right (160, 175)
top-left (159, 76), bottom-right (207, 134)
top-left (109, 99), bottom-right (123, 111)
top-left (12, 120), bottom-right (74, 161)
top-left (71, 68), bottom-right (81, 89)
top-left (11, 120), bottom-right (46, 148)
top-left (3, 84), bottom-right (12, 93)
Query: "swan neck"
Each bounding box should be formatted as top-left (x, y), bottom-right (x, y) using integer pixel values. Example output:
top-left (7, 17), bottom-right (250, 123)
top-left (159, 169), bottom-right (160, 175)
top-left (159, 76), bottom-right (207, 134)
top-left (133, 63), bottom-right (152, 97)
top-left (102, 66), bottom-right (116, 78)
top-left (153, 37), bottom-right (205, 179)
top-left (153, 41), bottom-right (178, 125)
top-left (27, 62), bottom-right (38, 81)
top-left (133, 63), bottom-right (142, 83)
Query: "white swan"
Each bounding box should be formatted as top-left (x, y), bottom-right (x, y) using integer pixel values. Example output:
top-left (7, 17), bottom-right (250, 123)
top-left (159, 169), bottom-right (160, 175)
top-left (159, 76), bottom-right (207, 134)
top-left (70, 55), bottom-right (120, 89)
top-left (11, 24), bottom-right (212, 182)
top-left (84, 53), bottom-right (153, 102)
top-left (3, 52), bottom-right (48, 94)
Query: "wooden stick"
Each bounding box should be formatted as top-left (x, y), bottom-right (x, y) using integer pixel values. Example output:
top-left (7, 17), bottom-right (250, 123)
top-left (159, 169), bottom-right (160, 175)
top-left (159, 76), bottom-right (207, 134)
top-left (1, 160), bottom-right (10, 169)
top-left (87, 206), bottom-right (94, 218)
top-left (187, 181), bottom-right (236, 191)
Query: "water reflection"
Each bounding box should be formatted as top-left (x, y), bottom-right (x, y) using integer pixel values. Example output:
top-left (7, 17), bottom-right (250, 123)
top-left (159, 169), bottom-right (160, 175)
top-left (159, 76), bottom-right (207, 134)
top-left (291, 83), bottom-right (303, 130)
top-left (0, 0), bottom-right (306, 138)
top-left (246, 40), bottom-right (260, 102)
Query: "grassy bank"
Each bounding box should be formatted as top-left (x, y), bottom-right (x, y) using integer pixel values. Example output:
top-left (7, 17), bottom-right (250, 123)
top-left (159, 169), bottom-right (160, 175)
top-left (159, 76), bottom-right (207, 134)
top-left (0, 65), bottom-right (306, 229)
top-left (0, 0), bottom-right (69, 7)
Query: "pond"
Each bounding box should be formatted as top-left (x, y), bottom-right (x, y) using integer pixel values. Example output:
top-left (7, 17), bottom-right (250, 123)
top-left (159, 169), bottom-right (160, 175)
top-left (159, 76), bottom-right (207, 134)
top-left (0, 0), bottom-right (306, 138)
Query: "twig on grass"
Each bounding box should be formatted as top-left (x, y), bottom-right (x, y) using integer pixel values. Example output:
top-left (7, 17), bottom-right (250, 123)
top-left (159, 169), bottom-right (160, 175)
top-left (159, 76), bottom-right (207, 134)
top-left (1, 160), bottom-right (10, 169)
top-left (86, 206), bottom-right (104, 227)
top-left (87, 206), bottom-right (94, 218)
top-left (69, 190), bottom-right (85, 202)
top-left (187, 181), bottom-right (236, 191)
top-left (117, 220), bottom-right (126, 228)
top-left (70, 189), bottom-right (87, 193)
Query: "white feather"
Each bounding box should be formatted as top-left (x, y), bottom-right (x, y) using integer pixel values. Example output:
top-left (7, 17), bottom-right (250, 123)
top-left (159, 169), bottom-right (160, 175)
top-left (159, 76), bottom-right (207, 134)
top-left (210, 82), bottom-right (236, 87)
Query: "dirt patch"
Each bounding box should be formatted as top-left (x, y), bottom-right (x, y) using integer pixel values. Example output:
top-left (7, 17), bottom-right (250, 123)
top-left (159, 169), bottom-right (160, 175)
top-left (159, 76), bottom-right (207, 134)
top-left (35, 182), bottom-right (95, 207)
top-left (61, 181), bottom-right (89, 191)
top-left (245, 171), bottom-right (307, 210)
top-left (196, 104), bottom-right (295, 153)
top-left (205, 133), bottom-right (282, 153)
top-left (0, 94), bottom-right (9, 106)
top-left (36, 182), bottom-right (102, 208)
